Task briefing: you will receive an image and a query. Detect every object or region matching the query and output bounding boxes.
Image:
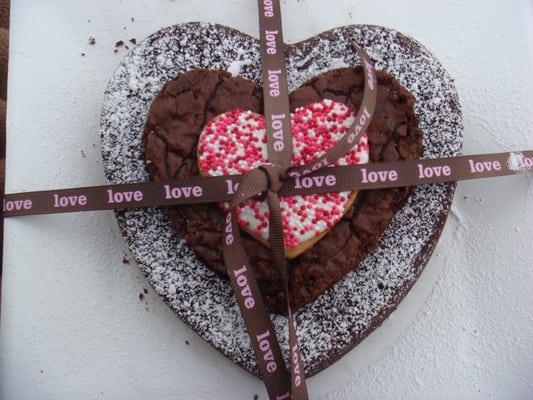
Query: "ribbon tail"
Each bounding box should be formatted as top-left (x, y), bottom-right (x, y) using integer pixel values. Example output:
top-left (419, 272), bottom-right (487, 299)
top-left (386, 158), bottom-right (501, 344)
top-left (222, 206), bottom-right (291, 399)
top-left (266, 190), bottom-right (309, 399)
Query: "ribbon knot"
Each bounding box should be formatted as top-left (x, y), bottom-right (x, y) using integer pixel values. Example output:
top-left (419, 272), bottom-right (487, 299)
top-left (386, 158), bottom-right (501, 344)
top-left (259, 163), bottom-right (286, 193)
top-left (230, 163), bottom-right (287, 208)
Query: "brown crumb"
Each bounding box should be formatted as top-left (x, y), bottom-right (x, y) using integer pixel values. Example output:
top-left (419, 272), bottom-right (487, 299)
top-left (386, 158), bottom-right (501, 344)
top-left (253, 395), bottom-right (259, 400)
top-left (185, 340), bottom-right (190, 345)
top-left (129, 38), bottom-right (137, 45)
top-left (143, 288), bottom-right (148, 294)
top-left (88, 36), bottom-right (96, 45)
top-left (139, 293), bottom-right (145, 301)
top-left (122, 254), bottom-right (130, 265)
top-left (115, 40), bottom-right (125, 47)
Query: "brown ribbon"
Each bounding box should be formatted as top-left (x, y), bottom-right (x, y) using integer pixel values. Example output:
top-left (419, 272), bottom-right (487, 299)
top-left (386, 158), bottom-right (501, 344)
top-left (220, 1), bottom-right (378, 398)
top-left (2, 2), bottom-right (533, 399)
top-left (2, 151), bottom-right (532, 217)
top-left (222, 1), bottom-right (305, 397)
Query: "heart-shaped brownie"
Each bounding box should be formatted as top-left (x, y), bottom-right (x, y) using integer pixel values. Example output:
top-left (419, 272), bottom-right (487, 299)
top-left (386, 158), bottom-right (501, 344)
top-left (197, 99), bottom-right (370, 258)
top-left (101, 23), bottom-right (462, 377)
top-left (142, 65), bottom-right (422, 315)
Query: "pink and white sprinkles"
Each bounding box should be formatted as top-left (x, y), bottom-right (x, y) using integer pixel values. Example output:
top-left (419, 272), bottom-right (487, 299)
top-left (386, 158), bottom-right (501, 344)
top-left (198, 99), bottom-right (369, 252)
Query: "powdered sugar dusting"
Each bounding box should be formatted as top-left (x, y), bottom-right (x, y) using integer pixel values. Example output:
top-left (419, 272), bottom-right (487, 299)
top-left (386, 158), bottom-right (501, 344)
top-left (100, 23), bottom-right (462, 377)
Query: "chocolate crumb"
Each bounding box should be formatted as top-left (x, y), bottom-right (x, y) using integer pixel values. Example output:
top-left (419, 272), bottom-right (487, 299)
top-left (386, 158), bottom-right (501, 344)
top-left (185, 340), bottom-right (190, 345)
top-left (139, 293), bottom-right (145, 301)
top-left (122, 254), bottom-right (130, 265)
top-left (143, 287), bottom-right (148, 294)
top-left (129, 38), bottom-right (137, 45)
top-left (115, 40), bottom-right (125, 48)
top-left (88, 36), bottom-right (96, 45)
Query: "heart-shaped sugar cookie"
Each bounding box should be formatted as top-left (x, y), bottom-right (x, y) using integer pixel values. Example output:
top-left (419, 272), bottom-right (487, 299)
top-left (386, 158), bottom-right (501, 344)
top-left (197, 99), bottom-right (369, 258)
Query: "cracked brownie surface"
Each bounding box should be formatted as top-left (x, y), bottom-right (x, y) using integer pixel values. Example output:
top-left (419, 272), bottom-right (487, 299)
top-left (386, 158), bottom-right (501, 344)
top-left (142, 66), bottom-right (423, 314)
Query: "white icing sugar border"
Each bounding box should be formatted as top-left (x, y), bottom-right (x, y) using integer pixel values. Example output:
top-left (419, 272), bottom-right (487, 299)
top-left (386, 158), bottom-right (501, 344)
top-left (100, 23), bottom-right (463, 377)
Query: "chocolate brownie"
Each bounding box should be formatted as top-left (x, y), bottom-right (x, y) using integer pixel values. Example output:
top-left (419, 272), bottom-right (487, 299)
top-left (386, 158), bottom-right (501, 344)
top-left (142, 66), bottom-right (423, 314)
top-left (101, 22), bottom-right (462, 377)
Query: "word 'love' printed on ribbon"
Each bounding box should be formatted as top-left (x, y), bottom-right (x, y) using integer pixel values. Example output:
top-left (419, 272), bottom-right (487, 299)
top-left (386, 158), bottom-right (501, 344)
top-left (3, 151), bottom-right (533, 217)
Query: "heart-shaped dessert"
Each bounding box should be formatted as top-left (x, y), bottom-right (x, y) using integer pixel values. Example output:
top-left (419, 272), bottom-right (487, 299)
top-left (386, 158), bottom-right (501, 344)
top-left (197, 99), bottom-right (369, 258)
top-left (142, 65), bottom-right (423, 316)
top-left (101, 23), bottom-right (463, 377)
